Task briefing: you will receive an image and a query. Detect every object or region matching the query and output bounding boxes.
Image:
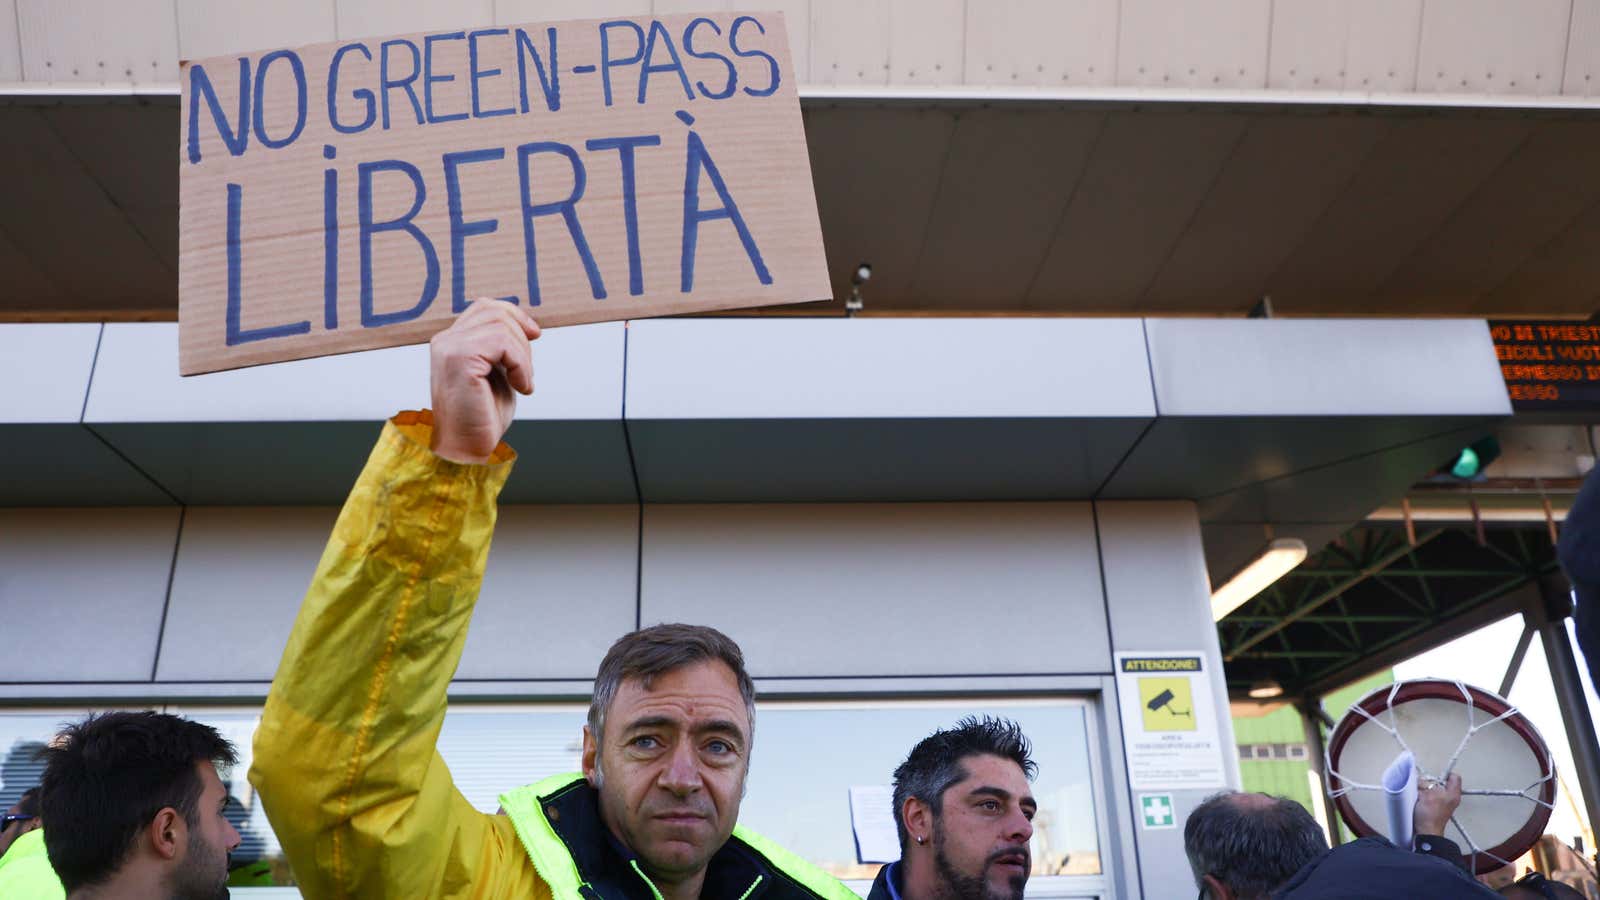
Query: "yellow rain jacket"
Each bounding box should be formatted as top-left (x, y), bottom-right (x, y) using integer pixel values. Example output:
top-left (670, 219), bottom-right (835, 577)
top-left (250, 413), bottom-right (859, 900)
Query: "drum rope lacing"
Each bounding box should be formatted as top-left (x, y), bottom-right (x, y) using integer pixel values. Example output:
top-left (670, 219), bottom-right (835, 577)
top-left (1323, 680), bottom-right (1555, 872)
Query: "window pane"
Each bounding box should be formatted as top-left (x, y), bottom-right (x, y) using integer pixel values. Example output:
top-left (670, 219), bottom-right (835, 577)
top-left (737, 700), bottom-right (1102, 880)
top-left (174, 706), bottom-right (590, 888)
top-left (27, 698), bottom-right (1102, 891)
top-left (0, 711), bottom-right (95, 811)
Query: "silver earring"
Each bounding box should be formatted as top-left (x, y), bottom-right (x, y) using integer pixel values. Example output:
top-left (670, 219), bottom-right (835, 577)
top-left (915, 835), bottom-right (926, 845)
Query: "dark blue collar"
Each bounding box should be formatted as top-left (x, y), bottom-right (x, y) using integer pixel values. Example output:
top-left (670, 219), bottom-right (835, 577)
top-left (883, 862), bottom-right (905, 900)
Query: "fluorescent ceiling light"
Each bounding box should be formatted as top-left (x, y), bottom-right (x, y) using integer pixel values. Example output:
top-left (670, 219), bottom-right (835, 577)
top-left (1248, 679), bottom-right (1285, 699)
top-left (1211, 538), bottom-right (1308, 621)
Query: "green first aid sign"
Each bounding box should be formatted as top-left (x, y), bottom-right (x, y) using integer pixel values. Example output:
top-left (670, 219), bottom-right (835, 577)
top-left (1140, 794), bottom-right (1176, 829)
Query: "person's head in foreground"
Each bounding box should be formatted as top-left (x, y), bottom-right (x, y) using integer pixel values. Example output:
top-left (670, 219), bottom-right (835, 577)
top-left (1184, 791), bottom-right (1328, 900)
top-left (1499, 871), bottom-right (1587, 900)
top-left (0, 786), bottom-right (42, 858)
top-left (890, 716), bottom-right (1037, 900)
top-left (39, 711), bottom-right (241, 900)
top-left (582, 623), bottom-right (757, 895)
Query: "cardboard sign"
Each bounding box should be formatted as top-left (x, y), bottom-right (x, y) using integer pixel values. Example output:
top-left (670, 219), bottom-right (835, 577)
top-left (178, 12), bottom-right (826, 375)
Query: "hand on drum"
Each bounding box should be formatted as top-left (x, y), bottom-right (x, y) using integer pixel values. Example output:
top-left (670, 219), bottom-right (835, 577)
top-left (1414, 772), bottom-right (1463, 836)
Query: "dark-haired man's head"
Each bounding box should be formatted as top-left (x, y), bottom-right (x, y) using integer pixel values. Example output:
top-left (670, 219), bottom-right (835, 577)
top-left (1184, 791), bottom-right (1328, 900)
top-left (0, 787), bottom-right (42, 859)
top-left (1499, 871), bottom-right (1587, 900)
top-left (581, 624), bottom-right (757, 899)
top-left (892, 716), bottom-right (1037, 900)
top-left (39, 711), bottom-right (241, 900)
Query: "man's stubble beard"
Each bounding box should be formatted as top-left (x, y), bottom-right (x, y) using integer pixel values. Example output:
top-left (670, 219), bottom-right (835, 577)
top-left (169, 827), bottom-right (230, 900)
top-left (931, 819), bottom-right (1027, 900)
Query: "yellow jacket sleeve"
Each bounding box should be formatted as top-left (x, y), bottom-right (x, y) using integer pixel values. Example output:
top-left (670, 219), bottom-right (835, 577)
top-left (249, 412), bottom-right (549, 900)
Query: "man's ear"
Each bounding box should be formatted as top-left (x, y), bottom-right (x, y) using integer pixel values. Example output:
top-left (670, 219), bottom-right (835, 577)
top-left (1201, 874), bottom-right (1234, 900)
top-left (903, 797), bottom-right (932, 852)
top-left (149, 808), bottom-right (185, 861)
top-left (581, 724), bottom-right (599, 787)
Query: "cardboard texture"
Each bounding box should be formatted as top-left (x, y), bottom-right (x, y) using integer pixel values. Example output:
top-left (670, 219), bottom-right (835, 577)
top-left (178, 12), bottom-right (826, 375)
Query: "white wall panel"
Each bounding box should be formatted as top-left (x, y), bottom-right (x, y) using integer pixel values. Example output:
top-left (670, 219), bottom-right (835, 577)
top-left (808, 0), bottom-right (888, 85)
top-left (335, 0), bottom-right (492, 41)
top-left (1143, 319), bottom-right (1511, 417)
top-left (458, 504), bottom-right (638, 679)
top-left (963, 0), bottom-right (1117, 88)
top-left (1417, 0), bottom-right (1569, 95)
top-left (1118, 0), bottom-right (1271, 89)
top-left (0, 324), bottom-right (99, 423)
top-left (157, 507), bottom-right (335, 681)
top-left (16, 0), bottom-right (178, 83)
top-left (1095, 500), bottom-right (1240, 898)
top-left (887, 0), bottom-right (961, 86)
top-left (640, 502), bottom-right (1111, 677)
top-left (1565, 0), bottom-right (1600, 95)
top-left (649, 0), bottom-right (811, 83)
top-left (1266, 0), bottom-right (1345, 90)
top-left (1268, 0), bottom-right (1424, 92)
top-left (625, 318), bottom-right (1155, 420)
top-left (177, 0), bottom-right (335, 61)
top-left (1341, 0), bottom-right (1424, 92)
top-left (85, 322), bottom-right (622, 423)
top-left (0, 0), bottom-right (22, 81)
top-left (156, 504), bottom-right (636, 682)
top-left (0, 508), bottom-right (180, 681)
top-left (497, 0), bottom-right (651, 25)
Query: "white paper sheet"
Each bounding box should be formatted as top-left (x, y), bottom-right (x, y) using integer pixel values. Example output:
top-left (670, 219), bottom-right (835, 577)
top-left (848, 785), bottom-right (901, 864)
top-left (1382, 750), bottom-right (1419, 848)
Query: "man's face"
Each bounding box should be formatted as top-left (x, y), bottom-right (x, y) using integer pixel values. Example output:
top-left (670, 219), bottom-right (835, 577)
top-left (585, 660), bottom-right (751, 883)
top-left (931, 754), bottom-right (1035, 900)
top-left (170, 762), bottom-right (242, 900)
top-left (0, 800), bottom-right (34, 859)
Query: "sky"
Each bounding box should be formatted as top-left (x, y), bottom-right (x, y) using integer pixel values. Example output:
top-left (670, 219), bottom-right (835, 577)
top-left (1391, 614), bottom-right (1600, 846)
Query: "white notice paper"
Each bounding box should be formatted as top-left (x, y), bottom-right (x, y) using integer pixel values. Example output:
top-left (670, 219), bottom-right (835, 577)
top-left (848, 785), bottom-right (901, 864)
top-left (1383, 750), bottom-right (1419, 848)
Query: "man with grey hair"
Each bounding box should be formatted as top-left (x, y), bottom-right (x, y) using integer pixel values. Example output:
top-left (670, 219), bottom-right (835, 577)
top-left (252, 302), bottom-right (856, 900)
top-left (1185, 778), bottom-right (1499, 898)
top-left (1183, 792), bottom-right (1328, 899)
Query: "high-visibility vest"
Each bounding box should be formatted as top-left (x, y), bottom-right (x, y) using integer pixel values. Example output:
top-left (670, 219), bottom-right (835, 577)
top-left (498, 773), bottom-right (860, 900)
top-left (0, 830), bottom-right (65, 900)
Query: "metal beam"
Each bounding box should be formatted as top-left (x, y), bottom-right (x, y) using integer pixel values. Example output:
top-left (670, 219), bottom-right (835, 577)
top-left (1293, 585), bottom-right (1536, 700)
top-left (1223, 615), bottom-right (1425, 624)
top-left (1290, 573), bottom-right (1543, 692)
top-left (1283, 568), bottom-right (1522, 578)
top-left (1498, 622), bottom-right (1536, 698)
top-left (1232, 650), bottom-right (1352, 660)
top-left (1225, 530), bottom-right (1443, 661)
top-left (1299, 698), bottom-right (1343, 845)
top-left (1533, 580), bottom-right (1600, 841)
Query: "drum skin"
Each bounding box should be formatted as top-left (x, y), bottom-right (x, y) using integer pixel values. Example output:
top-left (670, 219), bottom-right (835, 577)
top-left (1325, 680), bottom-right (1556, 875)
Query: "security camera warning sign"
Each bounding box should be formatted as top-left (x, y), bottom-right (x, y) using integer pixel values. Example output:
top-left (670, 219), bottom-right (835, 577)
top-left (1115, 653), bottom-right (1227, 789)
top-left (1139, 678), bottom-right (1196, 732)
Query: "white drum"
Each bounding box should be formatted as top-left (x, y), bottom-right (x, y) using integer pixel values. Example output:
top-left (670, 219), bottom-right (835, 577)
top-left (1325, 679), bottom-right (1556, 874)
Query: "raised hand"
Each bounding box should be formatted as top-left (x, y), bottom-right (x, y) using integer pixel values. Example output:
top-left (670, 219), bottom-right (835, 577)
top-left (428, 299), bottom-right (541, 464)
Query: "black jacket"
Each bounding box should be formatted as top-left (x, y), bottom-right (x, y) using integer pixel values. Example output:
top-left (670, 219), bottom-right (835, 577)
top-left (1559, 465), bottom-right (1600, 691)
top-left (1560, 465), bottom-right (1600, 593)
top-left (539, 778), bottom-right (841, 900)
top-left (865, 862), bottom-right (901, 900)
top-left (1274, 836), bottom-right (1497, 899)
